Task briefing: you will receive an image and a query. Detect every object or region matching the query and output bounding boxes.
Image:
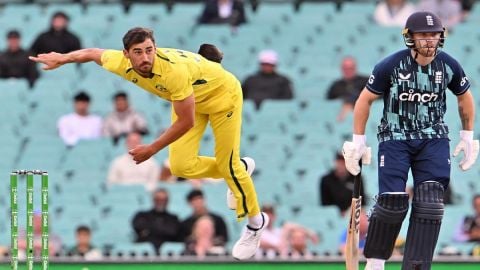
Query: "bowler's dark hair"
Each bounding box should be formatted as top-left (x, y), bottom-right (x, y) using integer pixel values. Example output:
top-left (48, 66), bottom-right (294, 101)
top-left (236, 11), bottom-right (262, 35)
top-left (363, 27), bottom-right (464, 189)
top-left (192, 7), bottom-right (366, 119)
top-left (122, 27), bottom-right (155, 50)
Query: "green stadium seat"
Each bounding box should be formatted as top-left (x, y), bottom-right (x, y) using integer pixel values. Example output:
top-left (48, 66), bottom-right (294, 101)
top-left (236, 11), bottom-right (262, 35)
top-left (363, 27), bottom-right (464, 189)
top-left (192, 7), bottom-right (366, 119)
top-left (161, 242), bottom-right (185, 256)
top-left (39, 2), bottom-right (84, 20)
top-left (0, 2), bottom-right (477, 255)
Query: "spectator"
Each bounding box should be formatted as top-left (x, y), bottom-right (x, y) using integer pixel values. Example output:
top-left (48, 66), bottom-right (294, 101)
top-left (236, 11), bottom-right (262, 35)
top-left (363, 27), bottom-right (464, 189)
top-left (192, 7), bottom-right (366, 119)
top-left (0, 245), bottom-right (7, 258)
top-left (243, 50), bottom-right (294, 109)
top-left (417, 0), bottom-right (463, 30)
top-left (107, 132), bottom-right (160, 191)
top-left (326, 57), bottom-right (369, 121)
top-left (339, 209), bottom-right (369, 255)
top-left (453, 194), bottom-right (480, 242)
top-left (57, 91), bottom-right (102, 146)
top-left (159, 159), bottom-right (180, 183)
top-left (103, 91), bottom-right (149, 144)
top-left (374, 0), bottom-right (415, 27)
top-left (257, 204), bottom-right (283, 258)
top-left (460, 0), bottom-right (475, 20)
top-left (181, 190), bottom-right (228, 245)
top-left (198, 0), bottom-right (247, 27)
top-left (18, 212), bottom-right (61, 258)
top-left (256, 204), bottom-right (319, 259)
top-left (131, 188), bottom-right (182, 254)
top-left (183, 215), bottom-right (226, 257)
top-left (280, 223), bottom-right (319, 259)
top-left (30, 11), bottom-right (81, 55)
top-left (320, 152), bottom-right (366, 216)
top-left (0, 30), bottom-right (38, 88)
top-left (67, 225), bottom-right (102, 260)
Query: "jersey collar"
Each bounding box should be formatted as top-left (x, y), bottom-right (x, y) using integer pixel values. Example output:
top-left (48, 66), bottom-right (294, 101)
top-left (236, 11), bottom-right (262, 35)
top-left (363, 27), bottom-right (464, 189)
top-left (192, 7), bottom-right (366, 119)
top-left (151, 56), bottom-right (162, 76)
top-left (125, 59), bottom-right (134, 74)
top-left (152, 50), bottom-right (172, 76)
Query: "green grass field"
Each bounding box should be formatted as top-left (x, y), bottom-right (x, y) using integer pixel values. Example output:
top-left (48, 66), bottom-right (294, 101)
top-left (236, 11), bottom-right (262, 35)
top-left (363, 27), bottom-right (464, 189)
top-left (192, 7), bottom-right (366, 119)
top-left (2, 262), bottom-right (480, 270)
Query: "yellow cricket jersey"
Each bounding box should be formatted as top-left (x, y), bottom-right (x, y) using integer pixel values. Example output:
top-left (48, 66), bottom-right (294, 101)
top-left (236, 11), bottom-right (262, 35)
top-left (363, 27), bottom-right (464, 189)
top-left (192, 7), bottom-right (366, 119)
top-left (101, 48), bottom-right (241, 113)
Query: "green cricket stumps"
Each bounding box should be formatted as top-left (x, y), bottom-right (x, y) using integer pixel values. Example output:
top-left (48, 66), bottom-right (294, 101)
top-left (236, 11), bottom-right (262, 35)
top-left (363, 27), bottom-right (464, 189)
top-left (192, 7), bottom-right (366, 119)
top-left (26, 172), bottom-right (34, 270)
top-left (10, 170), bottom-right (49, 269)
top-left (10, 173), bottom-right (18, 270)
top-left (41, 172), bottom-right (49, 270)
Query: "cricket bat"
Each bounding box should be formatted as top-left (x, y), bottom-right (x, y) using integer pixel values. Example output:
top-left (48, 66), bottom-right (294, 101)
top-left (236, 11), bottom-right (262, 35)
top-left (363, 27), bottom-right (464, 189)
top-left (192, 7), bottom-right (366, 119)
top-left (345, 164), bottom-right (362, 270)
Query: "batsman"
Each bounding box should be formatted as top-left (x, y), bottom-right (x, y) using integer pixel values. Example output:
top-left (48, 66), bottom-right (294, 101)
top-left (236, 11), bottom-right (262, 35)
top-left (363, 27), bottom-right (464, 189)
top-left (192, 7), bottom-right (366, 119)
top-left (343, 11), bottom-right (479, 270)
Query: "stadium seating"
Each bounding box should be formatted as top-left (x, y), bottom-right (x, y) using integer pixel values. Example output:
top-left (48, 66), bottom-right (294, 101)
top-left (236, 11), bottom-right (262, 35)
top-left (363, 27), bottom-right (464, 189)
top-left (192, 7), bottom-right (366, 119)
top-left (0, 0), bottom-right (479, 259)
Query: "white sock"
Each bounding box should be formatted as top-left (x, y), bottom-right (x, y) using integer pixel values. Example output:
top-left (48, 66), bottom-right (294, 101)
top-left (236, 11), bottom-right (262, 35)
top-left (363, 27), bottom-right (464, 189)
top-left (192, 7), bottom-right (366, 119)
top-left (248, 213), bottom-right (263, 229)
top-left (366, 258), bottom-right (385, 269)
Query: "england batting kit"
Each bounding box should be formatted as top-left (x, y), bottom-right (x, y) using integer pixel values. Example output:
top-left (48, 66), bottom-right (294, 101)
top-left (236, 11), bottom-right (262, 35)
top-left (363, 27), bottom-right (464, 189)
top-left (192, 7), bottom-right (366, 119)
top-left (344, 11), bottom-right (479, 270)
top-left (363, 48), bottom-right (470, 269)
top-left (366, 49), bottom-right (470, 193)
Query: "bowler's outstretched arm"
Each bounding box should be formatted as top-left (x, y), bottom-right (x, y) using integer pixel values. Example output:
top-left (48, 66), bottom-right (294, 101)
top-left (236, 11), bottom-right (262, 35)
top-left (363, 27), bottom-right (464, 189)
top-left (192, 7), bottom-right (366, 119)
top-left (29, 48), bottom-right (105, 70)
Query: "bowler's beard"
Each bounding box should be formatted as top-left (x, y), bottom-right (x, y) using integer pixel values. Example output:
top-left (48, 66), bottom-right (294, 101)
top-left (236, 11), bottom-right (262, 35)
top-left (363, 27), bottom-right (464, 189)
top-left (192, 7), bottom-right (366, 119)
top-left (134, 62), bottom-right (153, 78)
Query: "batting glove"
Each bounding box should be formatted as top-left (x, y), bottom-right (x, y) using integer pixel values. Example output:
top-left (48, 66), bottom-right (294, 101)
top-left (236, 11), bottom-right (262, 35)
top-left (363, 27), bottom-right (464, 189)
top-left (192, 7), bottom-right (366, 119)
top-left (342, 134), bottom-right (372, 176)
top-left (453, 130), bottom-right (479, 171)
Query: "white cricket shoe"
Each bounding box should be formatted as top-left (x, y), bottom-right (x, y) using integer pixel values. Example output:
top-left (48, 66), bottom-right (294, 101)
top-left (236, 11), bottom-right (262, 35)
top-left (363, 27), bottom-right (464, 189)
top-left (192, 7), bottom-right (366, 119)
top-left (227, 157), bottom-right (256, 210)
top-left (232, 212), bottom-right (269, 260)
top-left (365, 258), bottom-right (385, 270)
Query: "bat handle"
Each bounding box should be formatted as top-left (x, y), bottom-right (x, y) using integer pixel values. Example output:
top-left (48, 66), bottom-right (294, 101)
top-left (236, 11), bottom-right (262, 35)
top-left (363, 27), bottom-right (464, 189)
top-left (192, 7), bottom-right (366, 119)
top-left (353, 162), bottom-right (362, 199)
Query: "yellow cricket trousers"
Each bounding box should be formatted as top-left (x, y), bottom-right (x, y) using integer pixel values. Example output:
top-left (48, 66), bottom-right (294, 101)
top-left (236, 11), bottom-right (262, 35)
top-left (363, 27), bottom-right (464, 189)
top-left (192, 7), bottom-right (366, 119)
top-left (168, 82), bottom-right (260, 219)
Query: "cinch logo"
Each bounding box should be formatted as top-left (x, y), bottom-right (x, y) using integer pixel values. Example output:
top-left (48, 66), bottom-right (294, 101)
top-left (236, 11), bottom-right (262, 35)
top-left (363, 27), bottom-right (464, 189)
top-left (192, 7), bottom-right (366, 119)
top-left (399, 89), bottom-right (438, 103)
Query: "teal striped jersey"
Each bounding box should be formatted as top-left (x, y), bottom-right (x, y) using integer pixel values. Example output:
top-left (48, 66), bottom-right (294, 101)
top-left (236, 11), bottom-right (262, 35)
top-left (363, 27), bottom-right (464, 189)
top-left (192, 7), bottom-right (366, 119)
top-left (366, 49), bottom-right (470, 142)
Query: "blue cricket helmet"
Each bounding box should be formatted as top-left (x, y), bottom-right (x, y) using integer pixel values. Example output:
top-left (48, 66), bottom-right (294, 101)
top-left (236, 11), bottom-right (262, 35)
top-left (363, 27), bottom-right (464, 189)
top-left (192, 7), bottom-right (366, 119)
top-left (402, 11), bottom-right (446, 48)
